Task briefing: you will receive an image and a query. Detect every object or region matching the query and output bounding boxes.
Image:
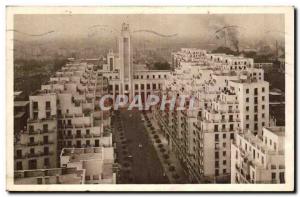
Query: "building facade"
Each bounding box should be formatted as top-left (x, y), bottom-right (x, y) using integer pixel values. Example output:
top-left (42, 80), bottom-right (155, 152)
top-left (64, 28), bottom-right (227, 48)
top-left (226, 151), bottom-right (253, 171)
top-left (231, 127), bottom-right (285, 184)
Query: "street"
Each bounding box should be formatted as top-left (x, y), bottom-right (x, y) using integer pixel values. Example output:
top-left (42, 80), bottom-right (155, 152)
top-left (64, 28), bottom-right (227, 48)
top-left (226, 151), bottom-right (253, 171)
top-left (112, 109), bottom-right (169, 184)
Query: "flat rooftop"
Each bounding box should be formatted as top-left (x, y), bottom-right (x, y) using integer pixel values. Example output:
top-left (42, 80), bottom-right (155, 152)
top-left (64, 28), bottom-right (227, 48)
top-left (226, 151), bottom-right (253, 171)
top-left (266, 127), bottom-right (285, 136)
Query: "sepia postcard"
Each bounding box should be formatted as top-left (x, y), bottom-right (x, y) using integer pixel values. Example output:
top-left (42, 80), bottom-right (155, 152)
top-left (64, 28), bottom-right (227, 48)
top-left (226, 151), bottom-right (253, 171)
top-left (6, 6), bottom-right (295, 192)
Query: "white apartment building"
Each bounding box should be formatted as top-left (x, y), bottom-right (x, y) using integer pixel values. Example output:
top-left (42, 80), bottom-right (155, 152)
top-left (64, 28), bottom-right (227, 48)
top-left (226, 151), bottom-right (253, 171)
top-left (14, 57), bottom-right (115, 184)
top-left (231, 127), bottom-right (285, 184)
top-left (153, 48), bottom-right (273, 183)
top-left (60, 147), bottom-right (116, 184)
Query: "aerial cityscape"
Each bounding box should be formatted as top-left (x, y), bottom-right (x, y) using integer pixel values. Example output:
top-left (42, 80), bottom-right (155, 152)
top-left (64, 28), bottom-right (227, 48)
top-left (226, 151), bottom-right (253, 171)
top-left (12, 13), bottom-right (286, 185)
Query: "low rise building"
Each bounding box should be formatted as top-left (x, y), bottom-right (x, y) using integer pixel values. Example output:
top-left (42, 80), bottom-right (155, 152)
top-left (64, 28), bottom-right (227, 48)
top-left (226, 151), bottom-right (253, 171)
top-left (60, 147), bottom-right (116, 184)
top-left (231, 127), bottom-right (285, 184)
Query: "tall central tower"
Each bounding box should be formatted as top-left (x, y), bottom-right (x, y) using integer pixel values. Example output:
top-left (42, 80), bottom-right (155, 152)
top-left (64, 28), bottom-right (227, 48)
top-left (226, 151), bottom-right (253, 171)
top-left (119, 23), bottom-right (133, 100)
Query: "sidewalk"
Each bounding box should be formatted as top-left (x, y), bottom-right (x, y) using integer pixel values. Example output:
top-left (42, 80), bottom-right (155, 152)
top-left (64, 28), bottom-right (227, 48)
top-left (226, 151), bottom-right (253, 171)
top-left (142, 112), bottom-right (189, 184)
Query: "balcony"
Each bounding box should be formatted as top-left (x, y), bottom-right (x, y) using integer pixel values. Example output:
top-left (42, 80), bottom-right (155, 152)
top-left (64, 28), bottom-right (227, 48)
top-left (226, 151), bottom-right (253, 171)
top-left (45, 106), bottom-right (51, 111)
top-left (41, 151), bottom-right (53, 156)
top-left (75, 134), bottom-right (83, 138)
top-left (28, 130), bottom-right (40, 135)
top-left (40, 141), bottom-right (54, 145)
top-left (85, 134), bottom-right (93, 138)
top-left (27, 152), bottom-right (41, 158)
top-left (66, 124), bottom-right (73, 129)
top-left (27, 142), bottom-right (39, 146)
top-left (41, 129), bottom-right (55, 134)
top-left (14, 154), bottom-right (26, 159)
top-left (64, 134), bottom-right (74, 139)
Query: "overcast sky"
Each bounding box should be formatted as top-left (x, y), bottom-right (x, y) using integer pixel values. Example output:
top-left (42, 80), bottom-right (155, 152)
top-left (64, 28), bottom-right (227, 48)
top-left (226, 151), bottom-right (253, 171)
top-left (14, 14), bottom-right (285, 46)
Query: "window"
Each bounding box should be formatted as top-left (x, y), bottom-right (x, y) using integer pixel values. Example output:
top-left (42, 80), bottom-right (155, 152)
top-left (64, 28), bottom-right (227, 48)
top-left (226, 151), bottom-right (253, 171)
top-left (33, 102), bottom-right (38, 110)
top-left (229, 115), bottom-right (233, 122)
top-left (215, 169), bottom-right (219, 176)
top-left (246, 115), bottom-right (249, 120)
top-left (37, 178), bottom-right (43, 184)
top-left (153, 84), bottom-right (157, 90)
top-left (141, 84), bottom-right (144, 90)
top-left (230, 124), bottom-right (234, 131)
top-left (254, 88), bottom-right (258, 95)
top-left (44, 147), bottom-right (49, 154)
top-left (223, 151), bottom-right (226, 156)
top-left (95, 139), bottom-right (99, 147)
top-left (246, 97), bottom-right (249, 102)
top-left (33, 112), bottom-right (38, 119)
top-left (215, 161), bottom-right (219, 168)
top-left (254, 106), bottom-right (258, 112)
top-left (279, 172), bottom-right (285, 183)
top-left (76, 130), bottom-right (81, 137)
top-left (246, 124), bottom-right (249, 129)
top-left (223, 160), bottom-right (226, 165)
top-left (254, 97), bottom-right (258, 104)
top-left (16, 150), bottom-right (22, 158)
top-left (223, 169), bottom-right (226, 174)
top-left (125, 84), bottom-right (129, 91)
top-left (215, 134), bottom-right (219, 141)
top-left (230, 133), bottom-right (234, 139)
top-left (262, 87), bottom-right (265, 92)
top-left (246, 106), bottom-right (249, 111)
top-left (254, 114), bottom-right (258, 121)
top-left (215, 152), bottom-right (219, 159)
top-left (214, 125), bottom-right (218, 132)
top-left (43, 136), bottom-right (48, 144)
top-left (16, 161), bottom-right (23, 170)
top-left (262, 113), bottom-right (265, 118)
top-left (46, 101), bottom-right (51, 110)
top-left (44, 158), bottom-right (49, 167)
top-left (223, 133), bottom-right (226, 139)
top-left (147, 84), bottom-right (151, 90)
top-left (262, 96), bottom-right (265, 101)
top-left (246, 89), bottom-right (249, 94)
top-left (223, 142), bottom-right (226, 148)
top-left (262, 105), bottom-right (265, 110)
top-left (271, 172), bottom-right (276, 180)
top-left (28, 159), bottom-right (37, 170)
